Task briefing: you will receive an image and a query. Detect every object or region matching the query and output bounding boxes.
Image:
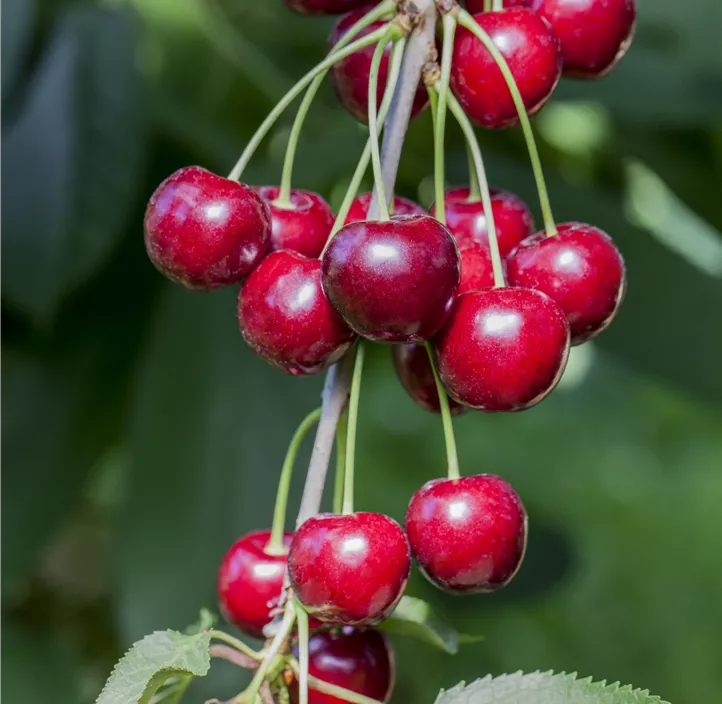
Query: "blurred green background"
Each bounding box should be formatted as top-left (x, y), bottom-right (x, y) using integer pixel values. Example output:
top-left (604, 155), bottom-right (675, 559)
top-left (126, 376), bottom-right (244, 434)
top-left (3, 0), bottom-right (722, 702)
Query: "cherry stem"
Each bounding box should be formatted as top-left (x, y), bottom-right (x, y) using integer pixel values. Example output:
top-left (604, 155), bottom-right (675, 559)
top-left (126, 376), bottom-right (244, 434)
top-left (491, 0), bottom-right (502, 11)
top-left (210, 630), bottom-right (262, 661)
top-left (444, 89), bottom-right (506, 288)
top-left (466, 138), bottom-right (482, 202)
top-left (342, 342), bottom-right (366, 515)
top-left (295, 601), bottom-right (310, 704)
top-left (267, 407), bottom-right (322, 555)
top-left (457, 8), bottom-right (557, 237)
top-left (227, 25), bottom-right (391, 182)
top-left (333, 413), bottom-right (347, 514)
top-left (288, 660), bottom-right (386, 704)
top-left (483, 0), bottom-right (492, 11)
top-left (274, 0), bottom-right (396, 207)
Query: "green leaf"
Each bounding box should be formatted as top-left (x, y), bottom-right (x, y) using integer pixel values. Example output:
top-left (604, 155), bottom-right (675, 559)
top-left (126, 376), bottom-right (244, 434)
top-left (96, 629), bottom-right (211, 704)
top-left (186, 609), bottom-right (217, 635)
top-left (435, 672), bottom-right (670, 704)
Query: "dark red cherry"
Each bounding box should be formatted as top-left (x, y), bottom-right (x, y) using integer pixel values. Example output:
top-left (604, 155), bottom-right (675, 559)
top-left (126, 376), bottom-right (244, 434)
top-left (144, 166), bottom-right (270, 290)
top-left (321, 215), bottom-right (460, 342)
top-left (288, 512), bottom-right (410, 626)
top-left (238, 250), bottom-right (354, 375)
top-left (466, 0), bottom-right (529, 10)
top-left (290, 628), bottom-right (395, 704)
top-left (329, 6), bottom-right (428, 124)
top-left (433, 187), bottom-right (535, 256)
top-left (392, 344), bottom-right (467, 416)
top-left (217, 530), bottom-right (291, 638)
top-left (435, 287), bottom-right (569, 411)
top-left (256, 186), bottom-right (334, 258)
top-left (507, 223), bottom-right (626, 344)
top-left (450, 9), bottom-right (561, 129)
top-left (285, 0), bottom-right (371, 14)
top-left (405, 475), bottom-right (527, 593)
top-left (344, 192), bottom-right (425, 226)
top-left (529, 0), bottom-right (636, 79)
top-left (458, 243), bottom-right (496, 294)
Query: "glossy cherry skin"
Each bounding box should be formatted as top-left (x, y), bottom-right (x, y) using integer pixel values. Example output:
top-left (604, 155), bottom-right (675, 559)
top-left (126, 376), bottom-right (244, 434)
top-left (256, 186), bottom-right (334, 258)
top-left (435, 287), bottom-right (570, 411)
top-left (450, 9), bottom-right (561, 129)
top-left (330, 6), bottom-right (428, 124)
top-left (434, 187), bottom-right (535, 256)
top-left (344, 192), bottom-right (425, 226)
top-left (217, 530), bottom-right (291, 638)
top-left (529, 0), bottom-right (636, 79)
top-left (405, 475), bottom-right (527, 593)
top-left (144, 166), bottom-right (270, 290)
top-left (322, 215), bottom-right (460, 343)
top-left (392, 344), bottom-right (467, 416)
top-left (458, 243), bottom-right (496, 294)
top-left (288, 512), bottom-right (410, 626)
top-left (507, 223), bottom-right (626, 344)
top-left (285, 0), bottom-right (372, 14)
top-left (290, 628), bottom-right (395, 704)
top-left (238, 251), bottom-right (355, 375)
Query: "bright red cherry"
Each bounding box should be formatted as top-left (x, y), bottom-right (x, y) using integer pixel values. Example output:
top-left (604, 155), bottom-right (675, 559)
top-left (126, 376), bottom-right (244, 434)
top-left (466, 0), bottom-right (529, 10)
top-left (433, 187), bottom-right (535, 256)
top-left (507, 223), bottom-right (626, 344)
top-left (144, 166), bottom-right (270, 290)
top-left (255, 186), bottom-right (334, 258)
top-left (392, 344), bottom-right (467, 416)
top-left (288, 512), bottom-right (410, 626)
top-left (285, 0), bottom-right (372, 14)
top-left (217, 530), bottom-right (290, 638)
top-left (405, 475), bottom-right (527, 593)
top-left (321, 215), bottom-right (460, 342)
top-left (450, 9), bottom-right (561, 129)
top-left (290, 628), bottom-right (395, 704)
top-left (238, 251), bottom-right (355, 375)
top-left (344, 192), bottom-right (425, 226)
top-left (435, 287), bottom-right (569, 411)
top-left (529, 0), bottom-right (636, 79)
top-left (329, 6), bottom-right (428, 124)
top-left (458, 243), bottom-right (496, 294)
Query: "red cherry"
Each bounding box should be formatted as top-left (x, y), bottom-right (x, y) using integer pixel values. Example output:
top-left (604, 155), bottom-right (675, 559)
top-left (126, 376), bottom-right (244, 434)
top-left (435, 287), bottom-right (570, 411)
top-left (285, 0), bottom-right (373, 14)
top-left (321, 215), bottom-right (460, 342)
top-left (433, 187), bottom-right (535, 256)
top-left (217, 530), bottom-right (290, 638)
top-left (458, 243), bottom-right (496, 294)
top-left (344, 192), bottom-right (425, 226)
top-left (290, 628), bottom-right (395, 704)
top-left (288, 512), bottom-right (410, 626)
top-left (466, 0), bottom-right (528, 10)
top-left (144, 166), bottom-right (270, 290)
top-left (392, 344), bottom-right (467, 416)
top-left (329, 6), bottom-right (428, 124)
top-left (529, 0), bottom-right (636, 79)
top-left (238, 251), bottom-right (355, 375)
top-left (450, 9), bottom-right (561, 129)
top-left (256, 186), bottom-right (334, 258)
top-left (507, 223), bottom-right (626, 344)
top-left (405, 475), bottom-right (527, 593)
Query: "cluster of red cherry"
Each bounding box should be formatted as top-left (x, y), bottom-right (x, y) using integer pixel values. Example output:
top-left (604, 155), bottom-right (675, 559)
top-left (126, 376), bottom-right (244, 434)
top-left (143, 1), bottom-right (633, 701)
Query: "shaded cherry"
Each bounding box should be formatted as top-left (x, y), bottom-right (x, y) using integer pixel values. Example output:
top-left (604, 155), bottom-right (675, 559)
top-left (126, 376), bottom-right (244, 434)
top-left (507, 223), bottom-right (626, 344)
top-left (392, 344), bottom-right (467, 416)
top-left (329, 6), bottom-right (428, 124)
top-left (288, 512), bottom-right (410, 626)
top-left (435, 287), bottom-right (569, 411)
top-left (285, 0), bottom-right (373, 14)
top-left (458, 242), bottom-right (496, 294)
top-left (529, 0), bottom-right (636, 79)
top-left (238, 250), bottom-right (354, 375)
top-left (344, 192), bottom-right (425, 226)
top-left (405, 475), bottom-right (527, 593)
top-left (450, 8), bottom-right (561, 129)
top-left (290, 628), bottom-right (395, 704)
top-left (256, 186), bottom-right (334, 258)
top-left (144, 166), bottom-right (270, 290)
top-left (433, 186), bottom-right (535, 255)
top-left (321, 215), bottom-right (460, 342)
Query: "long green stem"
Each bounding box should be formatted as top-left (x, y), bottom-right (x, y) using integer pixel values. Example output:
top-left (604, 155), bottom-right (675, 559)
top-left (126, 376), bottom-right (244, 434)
top-left (333, 414), bottom-right (347, 514)
top-left (295, 601), bottom-right (310, 704)
top-left (466, 138), bottom-right (481, 202)
top-left (457, 8), bottom-right (557, 237)
top-left (227, 25), bottom-right (390, 182)
top-left (210, 630), bottom-right (261, 661)
top-left (267, 408), bottom-right (322, 555)
top-left (342, 342), bottom-right (366, 515)
top-left (491, 0), bottom-right (502, 11)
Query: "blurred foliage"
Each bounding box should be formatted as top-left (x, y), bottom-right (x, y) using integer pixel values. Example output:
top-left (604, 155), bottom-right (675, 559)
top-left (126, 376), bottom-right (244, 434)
top-left (2, 1), bottom-right (722, 703)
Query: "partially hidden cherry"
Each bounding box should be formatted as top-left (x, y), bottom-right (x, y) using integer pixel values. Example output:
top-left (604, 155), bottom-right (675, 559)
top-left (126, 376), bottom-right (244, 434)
top-left (405, 475), bottom-right (527, 593)
top-left (256, 186), bottom-right (334, 258)
top-left (238, 250), bottom-right (355, 375)
top-left (288, 512), bottom-right (410, 626)
top-left (321, 215), bottom-right (460, 342)
top-left (144, 166), bottom-right (270, 290)
top-left (435, 287), bottom-right (570, 411)
top-left (450, 8), bottom-right (561, 129)
top-left (344, 192), bottom-right (425, 226)
top-left (330, 6), bottom-right (428, 124)
top-left (507, 223), bottom-right (626, 344)
top-left (285, 0), bottom-right (372, 15)
top-left (458, 242), bottom-right (496, 294)
top-left (529, 0), bottom-right (636, 79)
